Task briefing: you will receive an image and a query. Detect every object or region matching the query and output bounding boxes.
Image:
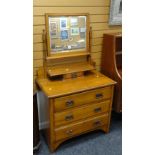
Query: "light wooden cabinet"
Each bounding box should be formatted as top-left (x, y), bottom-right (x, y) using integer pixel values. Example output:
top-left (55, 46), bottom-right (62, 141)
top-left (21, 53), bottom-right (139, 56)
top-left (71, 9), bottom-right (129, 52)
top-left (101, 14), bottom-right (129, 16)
top-left (36, 13), bottom-right (116, 152)
top-left (36, 72), bottom-right (116, 151)
top-left (101, 33), bottom-right (122, 113)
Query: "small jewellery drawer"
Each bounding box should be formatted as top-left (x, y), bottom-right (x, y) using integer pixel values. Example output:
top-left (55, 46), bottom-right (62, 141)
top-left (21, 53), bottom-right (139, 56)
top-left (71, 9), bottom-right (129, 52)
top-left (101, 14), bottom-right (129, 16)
top-left (54, 100), bottom-right (110, 127)
top-left (55, 114), bottom-right (109, 141)
top-left (54, 86), bottom-right (112, 112)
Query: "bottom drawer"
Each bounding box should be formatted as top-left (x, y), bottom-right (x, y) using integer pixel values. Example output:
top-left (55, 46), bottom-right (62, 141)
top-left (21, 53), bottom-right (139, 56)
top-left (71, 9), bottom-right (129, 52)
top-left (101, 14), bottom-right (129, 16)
top-left (55, 114), bottom-right (109, 141)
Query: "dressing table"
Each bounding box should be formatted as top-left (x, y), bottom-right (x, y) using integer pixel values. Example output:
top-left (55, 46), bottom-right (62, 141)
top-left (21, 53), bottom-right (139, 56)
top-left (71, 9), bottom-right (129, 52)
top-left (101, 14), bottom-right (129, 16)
top-left (36, 13), bottom-right (116, 152)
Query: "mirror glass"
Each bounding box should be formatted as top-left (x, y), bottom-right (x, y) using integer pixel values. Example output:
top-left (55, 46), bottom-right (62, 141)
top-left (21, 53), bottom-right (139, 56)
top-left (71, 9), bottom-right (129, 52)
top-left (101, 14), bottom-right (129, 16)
top-left (47, 15), bottom-right (87, 54)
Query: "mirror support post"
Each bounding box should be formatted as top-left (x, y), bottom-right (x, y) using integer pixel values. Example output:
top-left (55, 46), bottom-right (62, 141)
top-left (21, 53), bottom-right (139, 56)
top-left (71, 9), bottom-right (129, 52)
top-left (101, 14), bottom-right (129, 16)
top-left (42, 29), bottom-right (48, 78)
top-left (89, 26), bottom-right (92, 54)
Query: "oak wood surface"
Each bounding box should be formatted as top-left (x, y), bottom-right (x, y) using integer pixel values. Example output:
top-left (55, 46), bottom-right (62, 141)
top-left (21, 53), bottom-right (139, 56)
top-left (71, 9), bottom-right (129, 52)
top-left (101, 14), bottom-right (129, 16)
top-left (47, 62), bottom-right (95, 77)
top-left (54, 86), bottom-right (112, 112)
top-left (54, 100), bottom-right (110, 127)
top-left (55, 114), bottom-right (109, 141)
top-left (36, 72), bottom-right (116, 151)
top-left (53, 124), bottom-right (109, 151)
top-left (36, 70), bottom-right (116, 98)
top-left (46, 52), bottom-right (90, 60)
top-left (35, 11), bottom-right (117, 151)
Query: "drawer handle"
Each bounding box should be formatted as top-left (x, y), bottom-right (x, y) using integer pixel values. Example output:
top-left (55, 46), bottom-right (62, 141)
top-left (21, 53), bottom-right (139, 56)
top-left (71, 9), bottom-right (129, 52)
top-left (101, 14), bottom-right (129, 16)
top-left (71, 73), bottom-right (77, 78)
top-left (94, 107), bottom-right (102, 113)
top-left (66, 100), bottom-right (74, 107)
top-left (66, 129), bottom-right (73, 135)
top-left (93, 120), bottom-right (102, 127)
top-left (65, 114), bottom-right (74, 121)
top-left (96, 93), bottom-right (103, 99)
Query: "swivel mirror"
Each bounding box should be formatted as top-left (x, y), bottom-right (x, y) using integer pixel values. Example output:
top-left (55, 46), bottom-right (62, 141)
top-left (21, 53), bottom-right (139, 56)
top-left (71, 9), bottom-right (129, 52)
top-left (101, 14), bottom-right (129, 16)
top-left (45, 13), bottom-right (90, 58)
top-left (43, 13), bottom-right (95, 79)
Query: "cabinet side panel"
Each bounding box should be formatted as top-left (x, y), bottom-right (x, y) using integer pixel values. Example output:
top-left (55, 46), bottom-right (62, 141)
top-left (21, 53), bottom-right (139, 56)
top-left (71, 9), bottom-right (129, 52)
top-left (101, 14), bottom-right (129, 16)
top-left (101, 34), bottom-right (116, 78)
top-left (37, 91), bottom-right (50, 130)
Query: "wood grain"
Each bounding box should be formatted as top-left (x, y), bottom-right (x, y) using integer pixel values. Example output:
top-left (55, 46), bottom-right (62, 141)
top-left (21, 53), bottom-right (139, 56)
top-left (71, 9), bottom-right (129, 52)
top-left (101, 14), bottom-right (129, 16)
top-left (55, 114), bottom-right (109, 141)
top-left (54, 86), bottom-right (112, 112)
top-left (36, 70), bottom-right (116, 98)
top-left (47, 62), bottom-right (94, 77)
top-left (36, 69), bottom-right (116, 151)
top-left (101, 33), bottom-right (122, 113)
top-left (54, 100), bottom-right (110, 127)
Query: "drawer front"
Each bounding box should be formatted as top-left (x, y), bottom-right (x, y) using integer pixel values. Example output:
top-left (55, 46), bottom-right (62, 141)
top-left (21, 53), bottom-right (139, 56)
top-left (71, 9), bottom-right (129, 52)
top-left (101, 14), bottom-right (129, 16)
top-left (54, 100), bottom-right (110, 127)
top-left (55, 114), bottom-right (109, 141)
top-left (54, 86), bottom-right (112, 112)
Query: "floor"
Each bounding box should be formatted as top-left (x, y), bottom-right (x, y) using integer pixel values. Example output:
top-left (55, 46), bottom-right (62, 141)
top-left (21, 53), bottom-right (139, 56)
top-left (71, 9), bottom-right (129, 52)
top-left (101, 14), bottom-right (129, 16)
top-left (35, 112), bottom-right (122, 155)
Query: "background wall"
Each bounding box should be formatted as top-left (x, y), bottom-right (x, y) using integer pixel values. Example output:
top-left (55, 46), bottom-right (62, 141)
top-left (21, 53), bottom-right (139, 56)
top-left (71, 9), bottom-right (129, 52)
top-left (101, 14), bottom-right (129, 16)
top-left (33, 0), bottom-right (122, 91)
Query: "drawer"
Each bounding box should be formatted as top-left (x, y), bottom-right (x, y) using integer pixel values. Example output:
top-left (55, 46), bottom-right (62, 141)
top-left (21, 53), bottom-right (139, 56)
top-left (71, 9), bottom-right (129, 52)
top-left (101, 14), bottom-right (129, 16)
top-left (55, 114), bottom-right (109, 141)
top-left (54, 86), bottom-right (112, 112)
top-left (54, 100), bottom-right (110, 127)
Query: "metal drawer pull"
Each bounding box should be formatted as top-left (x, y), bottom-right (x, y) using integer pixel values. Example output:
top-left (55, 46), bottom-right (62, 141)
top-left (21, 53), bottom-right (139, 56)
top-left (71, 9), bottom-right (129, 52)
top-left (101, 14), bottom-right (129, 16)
top-left (93, 120), bottom-right (102, 126)
top-left (65, 114), bottom-right (74, 121)
top-left (71, 73), bottom-right (77, 78)
top-left (96, 93), bottom-right (103, 99)
top-left (66, 129), bottom-right (73, 135)
top-left (94, 107), bottom-right (102, 113)
top-left (66, 100), bottom-right (74, 107)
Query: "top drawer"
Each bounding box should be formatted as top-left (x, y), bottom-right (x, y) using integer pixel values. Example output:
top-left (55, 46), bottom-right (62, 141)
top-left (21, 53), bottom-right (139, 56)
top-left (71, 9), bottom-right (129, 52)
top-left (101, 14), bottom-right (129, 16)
top-left (54, 86), bottom-right (112, 112)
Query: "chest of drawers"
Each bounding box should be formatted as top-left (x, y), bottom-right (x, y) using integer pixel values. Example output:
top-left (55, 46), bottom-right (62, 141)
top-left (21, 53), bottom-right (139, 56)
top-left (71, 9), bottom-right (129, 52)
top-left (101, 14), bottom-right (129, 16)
top-left (36, 71), bottom-right (116, 152)
top-left (35, 13), bottom-right (117, 152)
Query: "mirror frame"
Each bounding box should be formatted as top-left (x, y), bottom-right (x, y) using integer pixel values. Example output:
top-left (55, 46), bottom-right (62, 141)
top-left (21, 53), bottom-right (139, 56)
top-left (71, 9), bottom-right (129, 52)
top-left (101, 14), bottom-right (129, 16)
top-left (45, 13), bottom-right (90, 58)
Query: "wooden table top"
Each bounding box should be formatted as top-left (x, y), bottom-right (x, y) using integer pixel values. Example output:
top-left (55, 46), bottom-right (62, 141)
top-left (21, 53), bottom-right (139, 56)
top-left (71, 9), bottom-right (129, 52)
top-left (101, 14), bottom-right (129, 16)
top-left (36, 71), bottom-right (116, 98)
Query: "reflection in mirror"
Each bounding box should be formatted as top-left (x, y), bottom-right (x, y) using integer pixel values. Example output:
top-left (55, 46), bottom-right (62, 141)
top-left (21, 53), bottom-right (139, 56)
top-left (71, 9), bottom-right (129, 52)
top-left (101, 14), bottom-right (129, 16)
top-left (48, 15), bottom-right (87, 54)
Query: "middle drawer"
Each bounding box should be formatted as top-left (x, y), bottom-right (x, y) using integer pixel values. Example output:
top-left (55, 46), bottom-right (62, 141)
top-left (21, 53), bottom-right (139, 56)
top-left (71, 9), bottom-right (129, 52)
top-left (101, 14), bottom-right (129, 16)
top-left (54, 100), bottom-right (110, 128)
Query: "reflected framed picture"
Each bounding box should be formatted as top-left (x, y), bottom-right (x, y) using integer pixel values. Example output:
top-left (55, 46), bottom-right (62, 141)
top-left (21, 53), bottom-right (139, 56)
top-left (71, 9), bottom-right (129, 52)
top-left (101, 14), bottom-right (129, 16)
top-left (70, 17), bottom-right (78, 26)
top-left (61, 30), bottom-right (68, 40)
top-left (109, 0), bottom-right (122, 25)
top-left (71, 28), bottom-right (79, 36)
top-left (50, 22), bottom-right (57, 31)
top-left (60, 18), bottom-right (67, 29)
top-left (80, 28), bottom-right (86, 33)
top-left (50, 30), bottom-right (57, 38)
top-left (50, 22), bottom-right (57, 38)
